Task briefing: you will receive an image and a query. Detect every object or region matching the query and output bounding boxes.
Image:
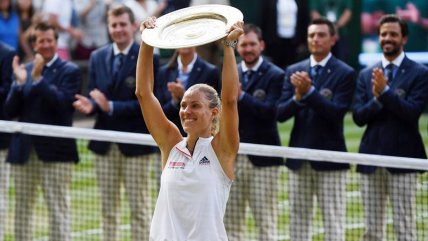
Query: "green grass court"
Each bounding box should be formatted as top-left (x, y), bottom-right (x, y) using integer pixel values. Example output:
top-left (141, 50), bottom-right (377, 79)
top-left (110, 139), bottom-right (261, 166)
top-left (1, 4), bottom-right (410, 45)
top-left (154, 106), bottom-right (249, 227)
top-left (4, 113), bottom-right (428, 240)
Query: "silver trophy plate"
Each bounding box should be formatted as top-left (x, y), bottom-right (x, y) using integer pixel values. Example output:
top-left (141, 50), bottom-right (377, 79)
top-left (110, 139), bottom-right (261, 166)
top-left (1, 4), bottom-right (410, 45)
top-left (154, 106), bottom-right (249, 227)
top-left (141, 4), bottom-right (243, 49)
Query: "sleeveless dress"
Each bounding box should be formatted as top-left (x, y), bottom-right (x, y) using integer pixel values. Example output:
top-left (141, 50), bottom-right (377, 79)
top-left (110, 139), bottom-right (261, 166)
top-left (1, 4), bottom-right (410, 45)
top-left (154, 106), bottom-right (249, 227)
top-left (150, 136), bottom-right (232, 241)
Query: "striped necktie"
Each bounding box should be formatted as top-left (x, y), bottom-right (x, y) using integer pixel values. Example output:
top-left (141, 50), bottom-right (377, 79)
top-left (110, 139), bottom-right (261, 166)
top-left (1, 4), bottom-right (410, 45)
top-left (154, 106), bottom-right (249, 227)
top-left (385, 63), bottom-right (396, 83)
top-left (112, 53), bottom-right (124, 79)
top-left (311, 65), bottom-right (322, 84)
top-left (243, 70), bottom-right (254, 86)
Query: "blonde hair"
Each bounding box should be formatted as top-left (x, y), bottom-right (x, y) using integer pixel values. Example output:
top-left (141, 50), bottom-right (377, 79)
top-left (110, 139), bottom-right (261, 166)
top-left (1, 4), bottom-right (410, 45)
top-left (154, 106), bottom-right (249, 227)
top-left (186, 84), bottom-right (221, 135)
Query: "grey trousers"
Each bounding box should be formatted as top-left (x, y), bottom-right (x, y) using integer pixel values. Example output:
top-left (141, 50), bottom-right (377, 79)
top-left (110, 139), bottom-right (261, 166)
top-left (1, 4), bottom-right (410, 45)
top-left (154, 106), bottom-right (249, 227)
top-left (94, 144), bottom-right (155, 241)
top-left (13, 151), bottom-right (73, 241)
top-left (224, 154), bottom-right (280, 241)
top-left (0, 149), bottom-right (9, 241)
top-left (288, 162), bottom-right (347, 241)
top-left (361, 168), bottom-right (418, 241)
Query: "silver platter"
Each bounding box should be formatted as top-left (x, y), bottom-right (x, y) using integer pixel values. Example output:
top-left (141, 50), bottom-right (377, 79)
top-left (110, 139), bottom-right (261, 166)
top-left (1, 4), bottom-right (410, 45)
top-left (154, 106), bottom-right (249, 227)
top-left (141, 4), bottom-right (243, 49)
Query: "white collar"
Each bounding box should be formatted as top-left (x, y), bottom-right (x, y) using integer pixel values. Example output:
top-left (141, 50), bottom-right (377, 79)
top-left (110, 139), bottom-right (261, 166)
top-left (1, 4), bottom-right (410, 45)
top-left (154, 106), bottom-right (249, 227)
top-left (177, 53), bottom-right (198, 73)
top-left (176, 136), bottom-right (213, 158)
top-left (241, 56), bottom-right (264, 72)
top-left (45, 54), bottom-right (59, 67)
top-left (382, 51), bottom-right (405, 68)
top-left (310, 53), bottom-right (332, 67)
top-left (113, 42), bottom-right (133, 56)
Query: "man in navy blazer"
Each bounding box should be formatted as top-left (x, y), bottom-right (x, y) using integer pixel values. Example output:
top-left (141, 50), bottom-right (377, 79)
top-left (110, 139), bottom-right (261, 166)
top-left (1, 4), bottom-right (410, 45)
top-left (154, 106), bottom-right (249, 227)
top-left (4, 22), bottom-right (81, 241)
top-left (155, 47), bottom-right (219, 135)
top-left (276, 17), bottom-right (355, 241)
top-left (73, 5), bottom-right (158, 241)
top-left (0, 41), bottom-right (15, 241)
top-left (224, 24), bottom-right (284, 241)
top-left (353, 14), bottom-right (428, 241)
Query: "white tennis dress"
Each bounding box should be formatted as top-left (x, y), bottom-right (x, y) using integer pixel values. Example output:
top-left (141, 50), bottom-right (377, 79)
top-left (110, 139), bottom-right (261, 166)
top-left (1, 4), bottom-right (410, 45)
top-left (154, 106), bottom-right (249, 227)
top-left (150, 136), bottom-right (232, 241)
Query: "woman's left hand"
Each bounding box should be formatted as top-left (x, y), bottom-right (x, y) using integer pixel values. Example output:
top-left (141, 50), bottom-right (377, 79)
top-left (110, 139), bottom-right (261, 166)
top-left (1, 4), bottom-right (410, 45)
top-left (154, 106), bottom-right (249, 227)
top-left (225, 21), bottom-right (244, 42)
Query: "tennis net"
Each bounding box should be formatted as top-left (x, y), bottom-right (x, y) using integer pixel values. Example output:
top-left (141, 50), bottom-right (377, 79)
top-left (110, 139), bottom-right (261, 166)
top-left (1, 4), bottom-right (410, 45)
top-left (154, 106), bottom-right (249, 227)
top-left (0, 120), bottom-right (426, 241)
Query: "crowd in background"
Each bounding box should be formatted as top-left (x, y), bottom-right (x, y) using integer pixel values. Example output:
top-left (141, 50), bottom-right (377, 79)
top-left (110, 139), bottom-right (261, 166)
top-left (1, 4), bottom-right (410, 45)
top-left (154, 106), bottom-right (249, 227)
top-left (1, 0), bottom-right (231, 65)
top-left (0, 0), bottom-right (343, 67)
top-left (2, 1), bottom-right (428, 68)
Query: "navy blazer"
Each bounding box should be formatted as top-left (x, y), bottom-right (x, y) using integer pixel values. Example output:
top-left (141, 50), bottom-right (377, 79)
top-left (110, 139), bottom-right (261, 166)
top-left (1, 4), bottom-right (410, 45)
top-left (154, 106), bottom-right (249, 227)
top-left (353, 56), bottom-right (428, 174)
top-left (0, 42), bottom-right (15, 149)
top-left (277, 56), bottom-right (355, 171)
top-left (155, 56), bottom-right (220, 135)
top-left (87, 43), bottom-right (159, 156)
top-left (238, 59), bottom-right (284, 167)
top-left (4, 57), bottom-right (81, 164)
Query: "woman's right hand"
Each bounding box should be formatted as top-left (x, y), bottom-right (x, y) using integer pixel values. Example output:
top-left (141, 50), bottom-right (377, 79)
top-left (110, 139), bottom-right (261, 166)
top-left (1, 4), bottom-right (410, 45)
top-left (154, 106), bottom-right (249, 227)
top-left (140, 16), bottom-right (157, 33)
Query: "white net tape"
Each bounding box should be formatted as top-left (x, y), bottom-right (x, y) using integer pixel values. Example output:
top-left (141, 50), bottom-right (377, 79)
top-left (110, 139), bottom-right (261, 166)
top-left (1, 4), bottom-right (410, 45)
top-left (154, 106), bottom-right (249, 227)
top-left (0, 120), bottom-right (426, 171)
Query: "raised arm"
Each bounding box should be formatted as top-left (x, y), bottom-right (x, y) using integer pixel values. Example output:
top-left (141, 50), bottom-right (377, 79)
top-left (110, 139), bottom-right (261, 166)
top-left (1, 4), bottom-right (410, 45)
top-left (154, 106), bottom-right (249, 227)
top-left (212, 21), bottom-right (243, 179)
top-left (135, 17), bottom-right (182, 167)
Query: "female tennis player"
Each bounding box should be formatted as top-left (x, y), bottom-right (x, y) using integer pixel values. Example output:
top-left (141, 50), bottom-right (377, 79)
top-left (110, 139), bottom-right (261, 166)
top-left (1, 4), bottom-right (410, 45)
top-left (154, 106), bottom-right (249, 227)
top-left (136, 17), bottom-right (243, 240)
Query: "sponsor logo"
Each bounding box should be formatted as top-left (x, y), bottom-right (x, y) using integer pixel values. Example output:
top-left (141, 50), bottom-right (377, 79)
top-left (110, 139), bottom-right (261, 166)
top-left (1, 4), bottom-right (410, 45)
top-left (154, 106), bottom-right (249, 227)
top-left (168, 161), bottom-right (185, 169)
top-left (199, 156), bottom-right (210, 165)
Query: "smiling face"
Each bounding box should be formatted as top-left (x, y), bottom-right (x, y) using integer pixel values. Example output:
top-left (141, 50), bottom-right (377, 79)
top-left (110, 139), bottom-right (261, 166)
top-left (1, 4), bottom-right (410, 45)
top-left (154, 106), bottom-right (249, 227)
top-left (179, 89), bottom-right (219, 137)
top-left (107, 12), bottom-right (136, 49)
top-left (32, 29), bottom-right (57, 62)
top-left (379, 22), bottom-right (407, 60)
top-left (237, 31), bottom-right (265, 67)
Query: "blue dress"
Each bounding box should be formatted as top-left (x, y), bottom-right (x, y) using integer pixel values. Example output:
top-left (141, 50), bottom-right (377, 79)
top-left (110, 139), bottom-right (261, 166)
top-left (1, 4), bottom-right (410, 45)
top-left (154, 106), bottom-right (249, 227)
top-left (0, 12), bottom-right (19, 50)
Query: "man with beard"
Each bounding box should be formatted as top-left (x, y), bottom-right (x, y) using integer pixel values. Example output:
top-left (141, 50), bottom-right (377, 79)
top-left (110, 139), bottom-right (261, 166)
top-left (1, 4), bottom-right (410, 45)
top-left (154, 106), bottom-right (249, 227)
top-left (224, 24), bottom-right (284, 241)
top-left (276, 17), bottom-right (355, 241)
top-left (353, 14), bottom-right (428, 241)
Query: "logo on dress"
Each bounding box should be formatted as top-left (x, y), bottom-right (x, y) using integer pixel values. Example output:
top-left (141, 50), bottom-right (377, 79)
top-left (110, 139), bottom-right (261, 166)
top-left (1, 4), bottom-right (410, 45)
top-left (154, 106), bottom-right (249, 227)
top-left (168, 161), bottom-right (185, 169)
top-left (199, 156), bottom-right (210, 165)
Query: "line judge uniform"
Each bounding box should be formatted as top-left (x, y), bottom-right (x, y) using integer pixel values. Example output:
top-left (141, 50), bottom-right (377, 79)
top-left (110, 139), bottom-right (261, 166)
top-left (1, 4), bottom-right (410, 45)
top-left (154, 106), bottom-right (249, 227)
top-left (4, 54), bottom-right (81, 241)
top-left (224, 57), bottom-right (284, 241)
top-left (353, 52), bottom-right (428, 241)
top-left (276, 53), bottom-right (355, 241)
